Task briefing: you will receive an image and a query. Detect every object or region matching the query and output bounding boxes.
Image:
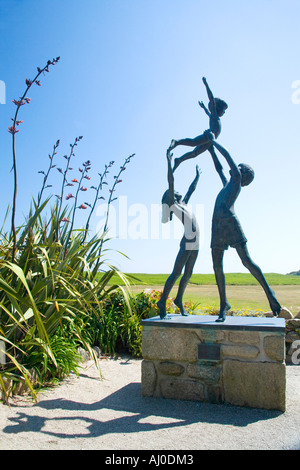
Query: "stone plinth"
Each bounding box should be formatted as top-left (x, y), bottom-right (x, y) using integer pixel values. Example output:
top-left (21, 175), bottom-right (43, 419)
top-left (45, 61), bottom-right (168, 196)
top-left (141, 314), bottom-right (286, 412)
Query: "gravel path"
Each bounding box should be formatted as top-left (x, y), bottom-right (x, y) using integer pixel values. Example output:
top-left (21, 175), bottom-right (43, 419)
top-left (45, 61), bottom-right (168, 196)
top-left (1, 357), bottom-right (299, 450)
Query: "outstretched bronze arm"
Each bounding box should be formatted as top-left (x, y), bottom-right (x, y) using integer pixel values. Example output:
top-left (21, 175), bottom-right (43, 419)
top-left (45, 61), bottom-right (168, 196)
top-left (209, 146), bottom-right (228, 187)
top-left (202, 77), bottom-right (216, 114)
top-left (166, 149), bottom-right (175, 205)
top-left (183, 165), bottom-right (201, 204)
top-left (211, 140), bottom-right (241, 182)
top-left (198, 100), bottom-right (210, 117)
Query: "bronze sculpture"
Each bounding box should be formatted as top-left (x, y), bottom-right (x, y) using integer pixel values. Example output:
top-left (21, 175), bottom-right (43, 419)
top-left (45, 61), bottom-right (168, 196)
top-left (159, 78), bottom-right (281, 322)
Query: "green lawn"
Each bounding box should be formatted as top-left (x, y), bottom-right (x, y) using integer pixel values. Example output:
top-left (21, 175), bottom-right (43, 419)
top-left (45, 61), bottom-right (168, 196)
top-left (116, 272), bottom-right (300, 286)
top-left (109, 272), bottom-right (300, 315)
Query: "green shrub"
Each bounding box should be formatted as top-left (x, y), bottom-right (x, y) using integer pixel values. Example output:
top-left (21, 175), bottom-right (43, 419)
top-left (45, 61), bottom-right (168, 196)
top-left (94, 290), bottom-right (143, 357)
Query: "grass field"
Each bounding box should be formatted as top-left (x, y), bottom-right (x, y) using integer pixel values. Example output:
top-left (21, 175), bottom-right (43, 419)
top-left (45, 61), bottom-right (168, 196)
top-left (124, 272), bottom-right (300, 286)
top-left (116, 273), bottom-right (300, 315)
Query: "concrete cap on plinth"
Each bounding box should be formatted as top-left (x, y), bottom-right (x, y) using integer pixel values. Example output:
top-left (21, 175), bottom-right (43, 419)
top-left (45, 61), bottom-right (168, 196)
top-left (141, 314), bottom-right (285, 333)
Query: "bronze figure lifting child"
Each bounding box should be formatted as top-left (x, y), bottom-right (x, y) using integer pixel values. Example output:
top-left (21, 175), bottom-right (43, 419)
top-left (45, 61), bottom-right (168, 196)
top-left (206, 131), bottom-right (281, 322)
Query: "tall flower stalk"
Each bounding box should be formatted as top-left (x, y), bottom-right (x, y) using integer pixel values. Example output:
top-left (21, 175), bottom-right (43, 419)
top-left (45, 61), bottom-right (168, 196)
top-left (37, 139), bottom-right (60, 207)
top-left (10, 57), bottom-right (60, 261)
top-left (56, 136), bottom-right (83, 226)
top-left (97, 154), bottom-right (135, 262)
top-left (82, 160), bottom-right (115, 243)
top-left (102, 154), bottom-right (134, 238)
top-left (64, 159), bottom-right (91, 251)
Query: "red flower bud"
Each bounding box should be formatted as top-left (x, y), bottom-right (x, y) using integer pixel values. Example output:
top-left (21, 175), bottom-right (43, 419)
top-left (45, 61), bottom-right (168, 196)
top-left (12, 99), bottom-right (24, 106)
top-left (8, 126), bottom-right (19, 134)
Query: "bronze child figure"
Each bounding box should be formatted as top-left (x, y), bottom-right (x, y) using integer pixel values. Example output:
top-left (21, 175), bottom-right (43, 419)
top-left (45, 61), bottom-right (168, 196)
top-left (206, 132), bottom-right (281, 322)
top-left (169, 77), bottom-right (228, 172)
top-left (157, 150), bottom-right (200, 319)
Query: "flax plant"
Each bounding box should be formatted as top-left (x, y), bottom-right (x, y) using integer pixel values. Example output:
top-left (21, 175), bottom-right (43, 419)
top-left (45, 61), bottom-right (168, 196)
top-left (1, 58), bottom-right (136, 403)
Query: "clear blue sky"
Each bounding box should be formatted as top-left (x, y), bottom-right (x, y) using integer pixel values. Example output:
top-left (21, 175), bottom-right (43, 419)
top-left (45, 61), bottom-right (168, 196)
top-left (0, 0), bottom-right (299, 274)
